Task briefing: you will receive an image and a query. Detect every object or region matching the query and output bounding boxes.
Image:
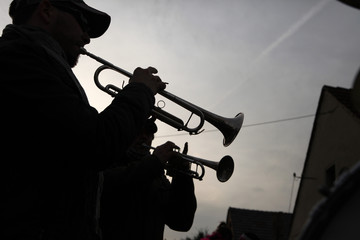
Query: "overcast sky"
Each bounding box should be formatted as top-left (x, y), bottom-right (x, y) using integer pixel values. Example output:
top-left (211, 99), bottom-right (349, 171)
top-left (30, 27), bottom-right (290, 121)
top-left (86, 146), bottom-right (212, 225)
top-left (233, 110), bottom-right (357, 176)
top-left (1, 0), bottom-right (360, 239)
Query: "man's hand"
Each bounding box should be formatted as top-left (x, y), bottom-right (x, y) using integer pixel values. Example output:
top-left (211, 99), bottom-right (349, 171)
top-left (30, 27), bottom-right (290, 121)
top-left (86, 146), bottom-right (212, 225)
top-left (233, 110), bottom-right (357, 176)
top-left (152, 141), bottom-right (179, 165)
top-left (168, 142), bottom-right (191, 171)
top-left (129, 67), bottom-right (166, 95)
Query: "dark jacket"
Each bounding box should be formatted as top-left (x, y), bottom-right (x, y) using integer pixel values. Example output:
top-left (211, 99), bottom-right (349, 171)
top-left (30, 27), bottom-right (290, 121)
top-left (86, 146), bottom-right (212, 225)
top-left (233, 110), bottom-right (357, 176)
top-left (100, 154), bottom-right (197, 240)
top-left (0, 25), bottom-right (154, 240)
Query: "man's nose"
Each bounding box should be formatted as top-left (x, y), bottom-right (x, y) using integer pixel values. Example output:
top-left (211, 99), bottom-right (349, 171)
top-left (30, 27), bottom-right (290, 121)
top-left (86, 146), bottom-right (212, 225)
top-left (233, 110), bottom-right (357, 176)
top-left (82, 32), bottom-right (90, 45)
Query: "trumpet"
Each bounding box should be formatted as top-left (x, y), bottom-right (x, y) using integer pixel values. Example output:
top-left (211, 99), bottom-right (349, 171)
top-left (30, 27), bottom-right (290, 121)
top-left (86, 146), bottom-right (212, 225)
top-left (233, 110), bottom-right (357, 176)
top-left (175, 153), bottom-right (235, 182)
top-left (80, 48), bottom-right (244, 146)
top-left (145, 144), bottom-right (234, 182)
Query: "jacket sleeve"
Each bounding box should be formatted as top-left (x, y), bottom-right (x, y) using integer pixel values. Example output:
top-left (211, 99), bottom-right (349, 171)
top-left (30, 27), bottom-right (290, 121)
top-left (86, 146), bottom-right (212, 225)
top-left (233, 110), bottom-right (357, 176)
top-left (164, 174), bottom-right (197, 231)
top-left (0, 41), bottom-right (154, 170)
top-left (95, 83), bottom-right (155, 167)
top-left (103, 155), bottom-right (165, 192)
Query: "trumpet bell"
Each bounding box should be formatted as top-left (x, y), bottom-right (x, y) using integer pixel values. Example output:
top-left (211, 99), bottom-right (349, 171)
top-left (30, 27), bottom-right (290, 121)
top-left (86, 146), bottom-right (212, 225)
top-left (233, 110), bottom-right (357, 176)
top-left (221, 113), bottom-right (244, 147)
top-left (201, 107), bottom-right (244, 147)
top-left (193, 154), bottom-right (235, 182)
top-left (217, 155), bottom-right (234, 182)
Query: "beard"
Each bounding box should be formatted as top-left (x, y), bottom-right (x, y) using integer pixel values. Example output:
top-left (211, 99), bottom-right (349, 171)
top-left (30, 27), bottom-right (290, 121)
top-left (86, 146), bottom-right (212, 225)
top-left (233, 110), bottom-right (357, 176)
top-left (66, 51), bottom-right (80, 68)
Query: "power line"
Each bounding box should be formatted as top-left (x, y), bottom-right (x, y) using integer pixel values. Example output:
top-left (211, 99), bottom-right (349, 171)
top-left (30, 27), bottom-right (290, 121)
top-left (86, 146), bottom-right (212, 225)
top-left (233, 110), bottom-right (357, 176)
top-left (242, 114), bottom-right (315, 128)
top-left (156, 113), bottom-right (315, 139)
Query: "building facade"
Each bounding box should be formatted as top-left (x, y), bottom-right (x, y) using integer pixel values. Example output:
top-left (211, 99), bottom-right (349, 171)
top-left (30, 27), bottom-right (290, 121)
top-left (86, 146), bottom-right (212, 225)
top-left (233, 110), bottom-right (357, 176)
top-left (288, 86), bottom-right (360, 239)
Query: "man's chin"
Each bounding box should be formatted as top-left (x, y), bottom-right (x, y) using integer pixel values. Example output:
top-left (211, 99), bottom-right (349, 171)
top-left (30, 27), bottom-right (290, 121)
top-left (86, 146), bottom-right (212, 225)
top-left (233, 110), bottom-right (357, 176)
top-left (69, 55), bottom-right (80, 68)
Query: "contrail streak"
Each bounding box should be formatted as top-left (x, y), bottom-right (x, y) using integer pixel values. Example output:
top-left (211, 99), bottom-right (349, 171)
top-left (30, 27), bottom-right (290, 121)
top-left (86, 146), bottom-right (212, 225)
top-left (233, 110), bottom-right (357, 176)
top-left (253, 0), bottom-right (331, 66)
top-left (212, 0), bottom-right (331, 109)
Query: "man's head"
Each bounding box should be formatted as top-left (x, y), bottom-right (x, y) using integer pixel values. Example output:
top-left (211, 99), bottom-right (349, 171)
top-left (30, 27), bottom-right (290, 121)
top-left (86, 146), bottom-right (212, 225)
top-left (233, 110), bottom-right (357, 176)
top-left (129, 118), bottom-right (158, 156)
top-left (9, 0), bottom-right (110, 67)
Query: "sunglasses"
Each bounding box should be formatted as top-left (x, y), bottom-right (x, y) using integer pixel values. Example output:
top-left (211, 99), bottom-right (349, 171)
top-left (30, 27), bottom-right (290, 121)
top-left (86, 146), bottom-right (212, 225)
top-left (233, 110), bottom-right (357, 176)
top-left (53, 4), bottom-right (90, 32)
